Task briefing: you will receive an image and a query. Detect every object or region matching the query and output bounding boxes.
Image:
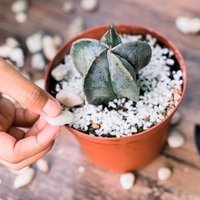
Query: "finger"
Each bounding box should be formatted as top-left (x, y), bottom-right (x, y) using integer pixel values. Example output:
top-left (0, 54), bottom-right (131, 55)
top-left (14, 107), bottom-right (39, 128)
top-left (7, 127), bottom-right (25, 141)
top-left (0, 144), bottom-right (52, 171)
top-left (0, 59), bottom-right (61, 117)
top-left (0, 97), bottom-right (15, 131)
top-left (0, 125), bottom-right (61, 164)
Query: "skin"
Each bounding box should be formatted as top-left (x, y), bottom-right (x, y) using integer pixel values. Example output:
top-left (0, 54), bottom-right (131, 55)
top-left (0, 59), bottom-right (61, 170)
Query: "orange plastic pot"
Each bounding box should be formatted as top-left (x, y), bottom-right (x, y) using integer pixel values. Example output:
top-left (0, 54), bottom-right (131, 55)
top-left (45, 24), bottom-right (187, 172)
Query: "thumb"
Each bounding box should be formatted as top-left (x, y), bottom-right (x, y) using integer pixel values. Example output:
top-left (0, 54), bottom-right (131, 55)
top-left (0, 59), bottom-right (60, 116)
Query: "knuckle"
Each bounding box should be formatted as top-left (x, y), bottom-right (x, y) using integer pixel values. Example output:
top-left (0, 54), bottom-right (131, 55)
top-left (23, 87), bottom-right (44, 108)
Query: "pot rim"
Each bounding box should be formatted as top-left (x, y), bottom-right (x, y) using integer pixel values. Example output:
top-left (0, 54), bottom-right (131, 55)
top-left (45, 23), bottom-right (187, 143)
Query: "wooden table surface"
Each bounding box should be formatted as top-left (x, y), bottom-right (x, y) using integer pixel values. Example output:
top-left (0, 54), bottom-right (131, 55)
top-left (1, 0), bottom-right (200, 199)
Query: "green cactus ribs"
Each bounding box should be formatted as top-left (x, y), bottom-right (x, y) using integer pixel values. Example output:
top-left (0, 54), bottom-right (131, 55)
top-left (70, 24), bottom-right (152, 106)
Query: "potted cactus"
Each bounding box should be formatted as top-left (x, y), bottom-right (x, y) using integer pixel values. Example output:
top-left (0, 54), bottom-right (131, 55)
top-left (45, 24), bottom-right (187, 172)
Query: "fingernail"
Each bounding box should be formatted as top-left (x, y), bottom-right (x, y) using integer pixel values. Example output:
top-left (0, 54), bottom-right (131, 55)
top-left (43, 98), bottom-right (61, 117)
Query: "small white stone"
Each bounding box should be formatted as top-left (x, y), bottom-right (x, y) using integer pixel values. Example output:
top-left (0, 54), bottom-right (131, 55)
top-left (157, 167), bottom-right (172, 180)
top-left (53, 35), bottom-right (63, 47)
top-left (67, 17), bottom-right (85, 38)
top-left (81, 0), bottom-right (99, 12)
top-left (15, 12), bottom-right (27, 23)
top-left (78, 166), bottom-right (85, 173)
top-left (26, 32), bottom-right (43, 53)
top-left (167, 130), bottom-right (185, 148)
top-left (63, 1), bottom-right (75, 13)
top-left (31, 53), bottom-right (46, 70)
top-left (34, 79), bottom-right (45, 89)
top-left (36, 159), bottom-right (49, 173)
top-left (11, 0), bottom-right (28, 13)
top-left (42, 35), bottom-right (57, 60)
top-left (0, 178), bottom-right (2, 184)
top-left (170, 111), bottom-right (181, 125)
top-left (46, 109), bottom-right (74, 126)
top-left (6, 37), bottom-right (19, 48)
top-left (56, 89), bottom-right (84, 108)
top-left (10, 47), bottom-right (24, 67)
top-left (176, 16), bottom-right (200, 34)
top-left (120, 173), bottom-right (135, 190)
top-left (13, 167), bottom-right (35, 189)
top-left (51, 63), bottom-right (68, 81)
top-left (0, 45), bottom-right (12, 58)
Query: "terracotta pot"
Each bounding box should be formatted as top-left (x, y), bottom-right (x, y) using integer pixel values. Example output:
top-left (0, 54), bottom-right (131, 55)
top-left (45, 24), bottom-right (187, 172)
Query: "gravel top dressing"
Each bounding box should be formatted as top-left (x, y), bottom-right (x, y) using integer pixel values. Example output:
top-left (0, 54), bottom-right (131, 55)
top-left (51, 34), bottom-right (183, 138)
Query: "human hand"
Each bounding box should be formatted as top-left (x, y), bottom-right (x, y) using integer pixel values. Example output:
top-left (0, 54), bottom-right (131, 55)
top-left (0, 59), bottom-right (61, 170)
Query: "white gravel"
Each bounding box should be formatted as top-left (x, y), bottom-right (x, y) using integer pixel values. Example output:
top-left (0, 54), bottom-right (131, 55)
top-left (52, 34), bottom-right (183, 137)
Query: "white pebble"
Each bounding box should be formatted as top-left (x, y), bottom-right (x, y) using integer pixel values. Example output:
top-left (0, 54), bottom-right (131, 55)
top-left (157, 167), bottom-right (172, 180)
top-left (11, 0), bottom-right (28, 13)
top-left (34, 79), bottom-right (45, 89)
top-left (10, 48), bottom-right (24, 67)
top-left (167, 130), bottom-right (185, 148)
top-left (53, 35), bottom-right (62, 47)
top-left (0, 45), bottom-right (12, 58)
top-left (42, 35), bottom-right (57, 60)
top-left (51, 63), bottom-right (68, 81)
top-left (31, 53), bottom-right (46, 70)
top-left (15, 12), bottom-right (27, 23)
top-left (81, 0), bottom-right (99, 12)
top-left (0, 179), bottom-right (2, 184)
top-left (166, 59), bottom-right (175, 66)
top-left (170, 111), bottom-right (181, 125)
top-left (13, 167), bottom-right (35, 189)
top-left (120, 173), bottom-right (135, 190)
top-left (36, 159), bottom-right (49, 173)
top-left (46, 109), bottom-right (74, 126)
top-left (26, 32), bottom-right (43, 53)
top-left (78, 166), bottom-right (85, 173)
top-left (67, 17), bottom-right (85, 38)
top-left (6, 37), bottom-right (19, 48)
top-left (63, 1), bottom-right (75, 13)
top-left (176, 16), bottom-right (200, 34)
top-left (56, 89), bottom-right (84, 107)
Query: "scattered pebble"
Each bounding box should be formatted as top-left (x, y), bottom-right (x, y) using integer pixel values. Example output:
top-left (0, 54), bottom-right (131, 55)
top-left (10, 47), bottom-right (24, 67)
top-left (36, 159), bottom-right (50, 173)
top-left (34, 79), bottom-right (45, 89)
top-left (167, 130), bottom-right (185, 148)
top-left (56, 89), bottom-right (84, 108)
top-left (0, 178), bottom-right (2, 184)
top-left (176, 16), bottom-right (200, 34)
top-left (46, 109), bottom-right (74, 126)
top-left (13, 167), bottom-right (35, 189)
top-left (11, 0), bottom-right (28, 13)
top-left (78, 166), bottom-right (85, 173)
top-left (157, 167), bottom-right (172, 180)
top-left (67, 17), bottom-right (85, 39)
top-left (31, 53), bottom-right (46, 70)
top-left (120, 173), bottom-right (135, 190)
top-left (63, 1), bottom-right (75, 14)
top-left (0, 45), bottom-right (12, 58)
top-left (52, 35), bottom-right (63, 47)
top-left (42, 35), bottom-right (57, 60)
top-left (81, 0), bottom-right (99, 12)
top-left (51, 63), bottom-right (69, 81)
top-left (15, 12), bottom-right (27, 23)
top-left (26, 32), bottom-right (43, 54)
top-left (6, 37), bottom-right (19, 48)
top-left (170, 111), bottom-right (181, 125)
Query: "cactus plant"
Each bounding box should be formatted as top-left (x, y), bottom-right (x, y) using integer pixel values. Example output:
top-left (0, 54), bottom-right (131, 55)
top-left (70, 24), bottom-right (152, 106)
